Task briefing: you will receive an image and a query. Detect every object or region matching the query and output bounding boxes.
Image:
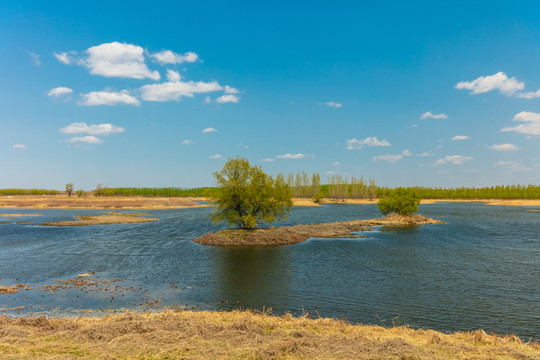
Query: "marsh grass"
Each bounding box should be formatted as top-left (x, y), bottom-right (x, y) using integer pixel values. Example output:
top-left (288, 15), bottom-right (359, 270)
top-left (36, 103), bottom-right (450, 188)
top-left (0, 310), bottom-right (538, 359)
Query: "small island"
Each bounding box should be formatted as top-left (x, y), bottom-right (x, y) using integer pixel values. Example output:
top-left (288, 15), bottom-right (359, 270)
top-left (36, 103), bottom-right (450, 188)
top-left (41, 211), bottom-right (159, 226)
top-left (194, 214), bottom-right (440, 246)
top-left (194, 159), bottom-right (441, 246)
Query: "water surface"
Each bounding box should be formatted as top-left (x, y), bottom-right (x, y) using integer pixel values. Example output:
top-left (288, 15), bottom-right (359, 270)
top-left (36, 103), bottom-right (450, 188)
top-left (0, 203), bottom-right (538, 339)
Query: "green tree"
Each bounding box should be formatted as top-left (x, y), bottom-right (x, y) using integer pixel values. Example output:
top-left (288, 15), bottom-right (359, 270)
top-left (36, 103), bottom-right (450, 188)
top-left (75, 189), bottom-right (87, 198)
top-left (377, 187), bottom-right (421, 216)
top-left (211, 158), bottom-right (293, 229)
top-left (65, 183), bottom-right (74, 197)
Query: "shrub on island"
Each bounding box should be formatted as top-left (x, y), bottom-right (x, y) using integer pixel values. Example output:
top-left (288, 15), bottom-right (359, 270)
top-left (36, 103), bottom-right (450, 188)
top-left (377, 187), bottom-right (421, 216)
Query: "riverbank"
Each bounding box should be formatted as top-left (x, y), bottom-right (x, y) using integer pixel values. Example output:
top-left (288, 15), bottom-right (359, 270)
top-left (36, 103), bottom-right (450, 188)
top-left (304, 198), bottom-right (540, 207)
top-left (194, 214), bottom-right (441, 246)
top-left (0, 310), bottom-right (537, 359)
top-left (2, 195), bottom-right (539, 209)
top-left (0, 195), bottom-right (206, 209)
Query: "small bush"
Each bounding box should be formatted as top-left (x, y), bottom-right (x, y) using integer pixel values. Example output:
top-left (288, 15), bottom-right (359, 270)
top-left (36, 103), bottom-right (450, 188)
top-left (75, 189), bottom-right (87, 198)
top-left (377, 188), bottom-right (421, 216)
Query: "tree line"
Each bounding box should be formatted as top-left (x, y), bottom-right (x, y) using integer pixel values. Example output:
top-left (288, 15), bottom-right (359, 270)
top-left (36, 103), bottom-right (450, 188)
top-left (2, 183), bottom-right (540, 200)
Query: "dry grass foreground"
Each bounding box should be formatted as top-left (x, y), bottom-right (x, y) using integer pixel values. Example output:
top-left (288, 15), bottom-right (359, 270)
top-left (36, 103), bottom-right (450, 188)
top-left (0, 310), bottom-right (538, 359)
top-left (194, 214), bottom-right (441, 246)
top-left (41, 212), bottom-right (159, 227)
top-left (0, 195), bottom-right (206, 210)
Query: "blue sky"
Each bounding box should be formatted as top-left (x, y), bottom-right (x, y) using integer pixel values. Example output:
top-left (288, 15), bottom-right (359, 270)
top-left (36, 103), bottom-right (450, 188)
top-left (1, 1), bottom-right (539, 189)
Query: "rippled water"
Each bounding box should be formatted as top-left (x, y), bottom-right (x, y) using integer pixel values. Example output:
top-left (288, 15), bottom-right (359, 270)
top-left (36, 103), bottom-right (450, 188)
top-left (1, 203), bottom-right (539, 339)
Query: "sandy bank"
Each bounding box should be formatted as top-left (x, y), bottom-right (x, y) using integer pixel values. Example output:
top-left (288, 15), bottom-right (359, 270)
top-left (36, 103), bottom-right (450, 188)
top-left (0, 310), bottom-right (537, 359)
top-left (0, 195), bottom-right (206, 209)
top-left (41, 211), bottom-right (159, 226)
top-left (194, 214), bottom-right (441, 246)
top-left (421, 199), bottom-right (540, 206)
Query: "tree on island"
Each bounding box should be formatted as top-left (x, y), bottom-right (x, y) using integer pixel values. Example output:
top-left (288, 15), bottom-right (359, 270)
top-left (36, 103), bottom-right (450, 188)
top-left (65, 183), bottom-right (74, 197)
top-left (211, 158), bottom-right (293, 229)
top-left (377, 187), bottom-right (421, 216)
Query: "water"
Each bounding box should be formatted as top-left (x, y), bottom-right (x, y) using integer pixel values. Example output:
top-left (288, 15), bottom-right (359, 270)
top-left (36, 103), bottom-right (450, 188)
top-left (1, 203), bottom-right (539, 340)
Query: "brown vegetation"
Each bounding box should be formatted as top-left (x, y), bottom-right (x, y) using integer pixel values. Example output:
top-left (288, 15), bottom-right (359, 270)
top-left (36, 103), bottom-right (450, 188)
top-left (0, 310), bottom-right (538, 359)
top-left (41, 212), bottom-right (159, 226)
top-left (0, 213), bottom-right (42, 217)
top-left (194, 214), bottom-right (441, 246)
top-left (0, 195), bottom-right (206, 209)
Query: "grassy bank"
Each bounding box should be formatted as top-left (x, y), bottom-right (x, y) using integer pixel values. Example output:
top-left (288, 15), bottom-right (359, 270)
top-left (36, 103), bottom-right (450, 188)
top-left (0, 310), bottom-right (538, 359)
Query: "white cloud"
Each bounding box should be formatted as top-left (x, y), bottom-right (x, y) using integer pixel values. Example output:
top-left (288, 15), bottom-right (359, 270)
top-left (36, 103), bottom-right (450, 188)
top-left (202, 127), bottom-right (217, 133)
top-left (166, 69), bottom-right (181, 82)
top-left (27, 51), bottom-right (40, 66)
top-left (495, 161), bottom-right (532, 171)
top-left (420, 111), bottom-right (448, 120)
top-left (66, 136), bottom-right (103, 144)
top-left (182, 139), bottom-right (193, 144)
top-left (455, 72), bottom-right (524, 96)
top-left (346, 137), bottom-right (391, 149)
top-left (209, 154), bottom-right (223, 159)
top-left (139, 79), bottom-right (224, 101)
top-left (261, 158), bottom-right (275, 162)
top-left (435, 155), bottom-right (473, 165)
top-left (501, 111), bottom-right (540, 135)
top-left (12, 144), bottom-right (26, 149)
top-left (373, 154), bottom-right (403, 162)
top-left (47, 87), bottom-right (73, 99)
top-left (332, 162), bottom-right (340, 166)
top-left (517, 89), bottom-right (540, 99)
top-left (276, 153), bottom-right (306, 159)
top-left (489, 144), bottom-right (519, 151)
top-left (150, 50), bottom-right (199, 65)
top-left (373, 149), bottom-right (411, 162)
top-left (323, 102), bottom-right (342, 108)
top-left (83, 42), bottom-right (160, 80)
top-left (205, 96), bottom-right (211, 104)
top-left (78, 90), bottom-right (140, 106)
top-left (53, 51), bottom-right (75, 65)
top-left (60, 122), bottom-right (125, 136)
top-left (417, 152), bottom-right (433, 157)
top-left (225, 85), bottom-right (240, 94)
top-left (451, 135), bottom-right (470, 141)
top-left (216, 94), bottom-right (240, 103)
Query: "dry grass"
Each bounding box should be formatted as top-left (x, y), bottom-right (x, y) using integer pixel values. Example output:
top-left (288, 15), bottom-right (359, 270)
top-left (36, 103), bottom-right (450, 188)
top-left (194, 215), bottom-right (441, 246)
top-left (0, 195), bottom-right (206, 210)
top-left (0, 213), bottom-right (42, 217)
top-left (421, 199), bottom-right (540, 206)
top-left (41, 212), bottom-right (159, 227)
top-left (0, 310), bottom-right (538, 359)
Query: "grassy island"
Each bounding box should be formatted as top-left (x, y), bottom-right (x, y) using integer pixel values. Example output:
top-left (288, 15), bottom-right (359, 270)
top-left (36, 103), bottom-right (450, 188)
top-left (194, 214), bottom-right (441, 246)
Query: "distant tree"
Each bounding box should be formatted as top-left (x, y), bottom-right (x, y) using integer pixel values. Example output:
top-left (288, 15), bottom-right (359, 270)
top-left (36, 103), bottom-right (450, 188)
top-left (211, 158), bottom-right (293, 229)
top-left (65, 183), bottom-right (74, 197)
top-left (377, 188), bottom-right (421, 216)
top-left (94, 184), bottom-right (103, 197)
top-left (75, 189), bottom-right (86, 198)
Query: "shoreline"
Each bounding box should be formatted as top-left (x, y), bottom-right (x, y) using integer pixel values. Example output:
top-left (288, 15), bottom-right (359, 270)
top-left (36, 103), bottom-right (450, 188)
top-left (0, 195), bottom-right (208, 210)
top-left (194, 214), bottom-right (442, 246)
top-left (1, 310), bottom-right (537, 359)
top-left (2, 195), bottom-right (540, 209)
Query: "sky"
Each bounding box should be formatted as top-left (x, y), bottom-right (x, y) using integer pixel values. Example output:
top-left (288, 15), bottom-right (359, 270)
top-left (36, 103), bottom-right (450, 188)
top-left (1, 1), bottom-right (539, 190)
